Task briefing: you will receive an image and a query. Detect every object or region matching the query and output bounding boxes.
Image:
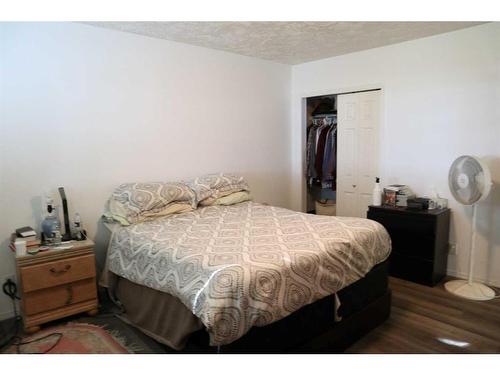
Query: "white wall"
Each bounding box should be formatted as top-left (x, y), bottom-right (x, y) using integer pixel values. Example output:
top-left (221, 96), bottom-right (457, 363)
top-left (291, 23), bottom-right (500, 287)
top-left (0, 22), bottom-right (291, 319)
top-left (1, 22), bottom-right (498, 321)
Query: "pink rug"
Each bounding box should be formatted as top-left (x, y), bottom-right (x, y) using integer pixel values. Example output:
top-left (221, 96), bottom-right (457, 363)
top-left (3, 323), bottom-right (133, 354)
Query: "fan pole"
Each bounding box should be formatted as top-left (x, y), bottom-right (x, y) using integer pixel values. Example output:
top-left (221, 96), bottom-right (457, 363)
top-left (467, 204), bottom-right (477, 285)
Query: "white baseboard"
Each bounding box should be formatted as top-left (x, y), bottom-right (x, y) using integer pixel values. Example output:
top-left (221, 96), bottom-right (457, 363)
top-left (0, 309), bottom-right (14, 321)
top-left (447, 269), bottom-right (500, 289)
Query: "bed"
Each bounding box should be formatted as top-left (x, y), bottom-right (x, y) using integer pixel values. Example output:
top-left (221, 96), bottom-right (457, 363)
top-left (100, 201), bottom-right (391, 353)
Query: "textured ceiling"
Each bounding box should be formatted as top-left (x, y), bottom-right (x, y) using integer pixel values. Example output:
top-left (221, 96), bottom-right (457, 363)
top-left (85, 22), bottom-right (484, 65)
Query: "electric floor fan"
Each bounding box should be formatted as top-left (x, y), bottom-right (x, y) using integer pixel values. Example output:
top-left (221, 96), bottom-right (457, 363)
top-left (445, 155), bottom-right (495, 301)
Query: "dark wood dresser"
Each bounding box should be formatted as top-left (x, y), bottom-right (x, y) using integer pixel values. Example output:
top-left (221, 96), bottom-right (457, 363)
top-left (367, 205), bottom-right (450, 286)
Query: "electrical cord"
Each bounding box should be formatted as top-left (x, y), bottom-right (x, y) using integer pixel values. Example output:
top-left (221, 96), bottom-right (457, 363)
top-left (1, 279), bottom-right (64, 354)
top-left (0, 279), bottom-right (20, 351)
top-left (12, 333), bottom-right (63, 354)
top-left (2, 279), bottom-right (20, 300)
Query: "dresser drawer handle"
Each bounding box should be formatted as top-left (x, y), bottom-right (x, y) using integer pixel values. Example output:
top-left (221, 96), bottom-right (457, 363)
top-left (65, 285), bottom-right (73, 305)
top-left (50, 264), bottom-right (71, 275)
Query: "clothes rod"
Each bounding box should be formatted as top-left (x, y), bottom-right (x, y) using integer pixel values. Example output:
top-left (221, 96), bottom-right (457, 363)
top-left (312, 113), bottom-right (337, 118)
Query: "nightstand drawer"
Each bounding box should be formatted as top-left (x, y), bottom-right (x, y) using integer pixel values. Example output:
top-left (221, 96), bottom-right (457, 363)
top-left (21, 254), bottom-right (96, 292)
top-left (23, 278), bottom-right (97, 316)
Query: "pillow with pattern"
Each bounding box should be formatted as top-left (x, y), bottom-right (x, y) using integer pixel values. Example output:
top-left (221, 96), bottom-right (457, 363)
top-left (104, 181), bottom-right (196, 225)
top-left (184, 173), bottom-right (250, 204)
top-left (200, 191), bottom-right (253, 206)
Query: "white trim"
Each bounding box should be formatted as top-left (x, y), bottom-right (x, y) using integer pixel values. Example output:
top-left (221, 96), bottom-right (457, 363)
top-left (0, 309), bottom-right (15, 321)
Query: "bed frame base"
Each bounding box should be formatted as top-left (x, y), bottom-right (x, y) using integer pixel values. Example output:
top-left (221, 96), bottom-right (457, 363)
top-left (185, 289), bottom-right (391, 353)
top-left (292, 289), bottom-right (391, 353)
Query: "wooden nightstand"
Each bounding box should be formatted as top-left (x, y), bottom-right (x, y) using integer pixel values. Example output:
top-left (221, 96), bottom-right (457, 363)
top-left (15, 239), bottom-right (98, 333)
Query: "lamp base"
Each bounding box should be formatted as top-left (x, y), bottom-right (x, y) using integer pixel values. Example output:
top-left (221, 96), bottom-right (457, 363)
top-left (444, 280), bottom-right (496, 301)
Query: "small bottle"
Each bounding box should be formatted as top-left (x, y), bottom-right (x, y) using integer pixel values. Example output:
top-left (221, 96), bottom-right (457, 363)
top-left (73, 213), bottom-right (83, 241)
top-left (427, 186), bottom-right (438, 210)
top-left (53, 220), bottom-right (62, 245)
top-left (372, 177), bottom-right (382, 206)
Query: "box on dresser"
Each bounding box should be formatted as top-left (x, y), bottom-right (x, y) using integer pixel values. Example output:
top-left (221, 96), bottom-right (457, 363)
top-left (15, 239), bottom-right (98, 333)
top-left (367, 205), bottom-right (450, 286)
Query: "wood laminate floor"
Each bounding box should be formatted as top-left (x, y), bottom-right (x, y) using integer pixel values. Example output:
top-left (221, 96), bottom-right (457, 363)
top-left (2, 277), bottom-right (499, 354)
top-left (345, 277), bottom-right (500, 353)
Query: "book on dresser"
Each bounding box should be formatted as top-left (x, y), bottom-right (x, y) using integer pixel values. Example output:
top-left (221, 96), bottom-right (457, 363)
top-left (367, 205), bottom-right (451, 286)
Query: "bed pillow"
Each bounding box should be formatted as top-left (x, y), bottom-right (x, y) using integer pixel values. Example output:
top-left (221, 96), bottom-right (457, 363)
top-left (198, 188), bottom-right (249, 206)
top-left (211, 191), bottom-right (253, 206)
top-left (184, 173), bottom-right (250, 204)
top-left (104, 182), bottom-right (196, 225)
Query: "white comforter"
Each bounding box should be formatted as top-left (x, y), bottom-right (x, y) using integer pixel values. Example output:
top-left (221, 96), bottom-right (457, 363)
top-left (106, 202), bottom-right (391, 346)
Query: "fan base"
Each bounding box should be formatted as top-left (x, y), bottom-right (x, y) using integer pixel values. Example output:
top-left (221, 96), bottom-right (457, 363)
top-left (444, 280), bottom-right (496, 301)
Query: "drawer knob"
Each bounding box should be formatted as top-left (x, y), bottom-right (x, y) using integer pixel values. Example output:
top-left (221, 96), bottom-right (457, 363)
top-left (50, 264), bottom-right (71, 275)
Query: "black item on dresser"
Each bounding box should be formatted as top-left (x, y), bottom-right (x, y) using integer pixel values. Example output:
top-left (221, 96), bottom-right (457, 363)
top-left (367, 205), bottom-right (450, 286)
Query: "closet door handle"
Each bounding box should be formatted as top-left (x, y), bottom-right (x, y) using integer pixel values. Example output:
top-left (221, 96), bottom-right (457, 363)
top-left (352, 184), bottom-right (357, 188)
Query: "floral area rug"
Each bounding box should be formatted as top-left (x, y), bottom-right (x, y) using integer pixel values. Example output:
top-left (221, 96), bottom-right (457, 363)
top-left (2, 322), bottom-right (139, 354)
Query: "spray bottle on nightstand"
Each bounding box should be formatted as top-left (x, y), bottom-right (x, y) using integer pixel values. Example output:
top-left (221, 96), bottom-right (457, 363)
top-left (372, 177), bottom-right (382, 206)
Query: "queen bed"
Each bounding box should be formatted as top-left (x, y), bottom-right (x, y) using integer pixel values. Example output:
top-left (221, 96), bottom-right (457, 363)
top-left (99, 174), bottom-right (391, 353)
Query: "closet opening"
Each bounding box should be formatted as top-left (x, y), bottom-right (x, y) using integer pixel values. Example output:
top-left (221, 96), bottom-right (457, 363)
top-left (305, 94), bottom-right (338, 215)
top-left (304, 88), bottom-right (382, 218)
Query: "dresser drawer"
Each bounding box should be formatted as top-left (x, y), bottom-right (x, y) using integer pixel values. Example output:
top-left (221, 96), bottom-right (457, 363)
top-left (20, 254), bottom-right (96, 292)
top-left (368, 210), bottom-right (436, 237)
top-left (386, 229), bottom-right (436, 260)
top-left (23, 278), bottom-right (97, 316)
top-left (389, 252), bottom-right (436, 286)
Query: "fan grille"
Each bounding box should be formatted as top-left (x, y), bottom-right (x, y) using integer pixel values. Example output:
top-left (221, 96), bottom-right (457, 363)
top-left (448, 156), bottom-right (484, 205)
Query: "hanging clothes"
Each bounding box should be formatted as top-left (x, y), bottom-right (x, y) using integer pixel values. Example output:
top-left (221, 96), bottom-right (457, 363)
top-left (306, 125), bottom-right (319, 180)
top-left (322, 127), bottom-right (335, 180)
top-left (322, 127), bottom-right (337, 190)
top-left (305, 115), bottom-right (337, 191)
top-left (315, 125), bottom-right (330, 180)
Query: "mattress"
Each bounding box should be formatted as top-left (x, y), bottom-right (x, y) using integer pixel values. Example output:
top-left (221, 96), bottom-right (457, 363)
top-left (106, 202), bottom-right (391, 346)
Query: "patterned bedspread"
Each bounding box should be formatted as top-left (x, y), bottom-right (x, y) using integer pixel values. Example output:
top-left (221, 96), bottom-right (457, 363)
top-left (107, 202), bottom-right (391, 346)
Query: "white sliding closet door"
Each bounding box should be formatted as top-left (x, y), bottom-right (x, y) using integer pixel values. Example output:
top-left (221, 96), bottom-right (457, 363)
top-left (337, 90), bottom-right (381, 218)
